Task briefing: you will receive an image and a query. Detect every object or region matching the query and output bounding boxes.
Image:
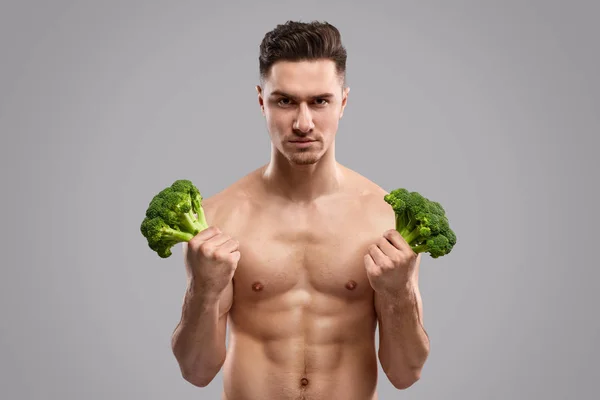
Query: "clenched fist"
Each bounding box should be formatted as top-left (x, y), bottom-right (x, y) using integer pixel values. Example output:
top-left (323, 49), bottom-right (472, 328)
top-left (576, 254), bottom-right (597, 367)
top-left (364, 229), bottom-right (420, 296)
top-left (182, 226), bottom-right (241, 297)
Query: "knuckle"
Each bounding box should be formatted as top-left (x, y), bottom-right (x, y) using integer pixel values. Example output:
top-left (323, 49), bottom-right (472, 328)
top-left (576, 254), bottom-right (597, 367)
top-left (214, 248), bottom-right (229, 261)
top-left (384, 230), bottom-right (396, 241)
top-left (187, 235), bottom-right (199, 248)
top-left (199, 242), bottom-right (214, 257)
top-left (188, 240), bottom-right (201, 253)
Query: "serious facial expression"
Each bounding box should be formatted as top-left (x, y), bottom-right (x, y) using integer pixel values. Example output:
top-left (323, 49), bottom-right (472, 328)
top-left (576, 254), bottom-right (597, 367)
top-left (257, 59), bottom-right (349, 165)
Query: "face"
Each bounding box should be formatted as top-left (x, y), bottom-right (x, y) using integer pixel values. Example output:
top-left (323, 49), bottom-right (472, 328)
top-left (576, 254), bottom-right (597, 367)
top-left (257, 59), bottom-right (350, 165)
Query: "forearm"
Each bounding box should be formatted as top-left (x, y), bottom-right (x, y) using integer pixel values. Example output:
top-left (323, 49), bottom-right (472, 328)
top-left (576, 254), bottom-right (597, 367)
top-left (376, 284), bottom-right (430, 388)
top-left (171, 283), bottom-right (227, 386)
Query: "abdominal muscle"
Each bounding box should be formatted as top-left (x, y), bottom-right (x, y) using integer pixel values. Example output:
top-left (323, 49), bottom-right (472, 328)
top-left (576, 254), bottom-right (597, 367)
top-left (220, 288), bottom-right (380, 400)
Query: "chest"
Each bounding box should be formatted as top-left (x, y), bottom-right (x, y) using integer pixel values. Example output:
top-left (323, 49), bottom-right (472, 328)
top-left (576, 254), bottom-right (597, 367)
top-left (230, 204), bottom-right (391, 303)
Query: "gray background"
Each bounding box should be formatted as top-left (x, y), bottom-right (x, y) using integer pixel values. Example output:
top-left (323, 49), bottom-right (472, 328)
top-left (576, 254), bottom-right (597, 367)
top-left (1, 0), bottom-right (598, 399)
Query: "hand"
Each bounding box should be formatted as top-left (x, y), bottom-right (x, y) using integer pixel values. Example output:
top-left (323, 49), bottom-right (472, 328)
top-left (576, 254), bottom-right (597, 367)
top-left (183, 226), bottom-right (241, 297)
top-left (364, 229), bottom-right (421, 296)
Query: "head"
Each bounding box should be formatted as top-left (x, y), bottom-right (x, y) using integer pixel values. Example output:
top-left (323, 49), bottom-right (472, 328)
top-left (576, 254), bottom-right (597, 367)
top-left (256, 21), bottom-right (350, 166)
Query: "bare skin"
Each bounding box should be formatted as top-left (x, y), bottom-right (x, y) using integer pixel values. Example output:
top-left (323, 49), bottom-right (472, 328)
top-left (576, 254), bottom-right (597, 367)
top-left (171, 59), bottom-right (429, 399)
top-left (203, 164), bottom-right (394, 400)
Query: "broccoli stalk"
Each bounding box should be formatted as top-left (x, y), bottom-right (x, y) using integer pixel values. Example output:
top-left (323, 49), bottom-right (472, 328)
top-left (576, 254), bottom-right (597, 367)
top-left (140, 179), bottom-right (209, 258)
top-left (384, 188), bottom-right (456, 259)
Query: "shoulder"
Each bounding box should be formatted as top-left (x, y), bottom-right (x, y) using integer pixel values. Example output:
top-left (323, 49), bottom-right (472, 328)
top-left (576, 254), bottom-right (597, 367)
top-left (339, 164), bottom-right (397, 232)
top-left (341, 164), bottom-right (393, 212)
top-left (199, 167), bottom-right (263, 232)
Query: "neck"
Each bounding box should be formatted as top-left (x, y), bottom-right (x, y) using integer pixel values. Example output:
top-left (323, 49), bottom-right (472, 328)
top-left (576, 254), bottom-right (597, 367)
top-left (261, 142), bottom-right (344, 203)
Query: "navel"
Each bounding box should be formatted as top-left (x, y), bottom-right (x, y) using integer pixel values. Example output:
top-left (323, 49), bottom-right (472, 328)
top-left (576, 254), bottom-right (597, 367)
top-left (345, 280), bottom-right (357, 290)
top-left (300, 377), bottom-right (309, 386)
top-left (251, 281), bottom-right (264, 292)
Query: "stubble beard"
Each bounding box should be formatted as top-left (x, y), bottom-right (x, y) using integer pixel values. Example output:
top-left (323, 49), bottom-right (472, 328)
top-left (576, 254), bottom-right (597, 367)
top-left (286, 138), bottom-right (327, 165)
top-left (288, 149), bottom-right (321, 165)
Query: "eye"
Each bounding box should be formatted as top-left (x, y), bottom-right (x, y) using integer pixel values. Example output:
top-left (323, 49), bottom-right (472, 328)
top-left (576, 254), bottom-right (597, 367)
top-left (314, 98), bottom-right (329, 106)
top-left (278, 98), bottom-right (292, 106)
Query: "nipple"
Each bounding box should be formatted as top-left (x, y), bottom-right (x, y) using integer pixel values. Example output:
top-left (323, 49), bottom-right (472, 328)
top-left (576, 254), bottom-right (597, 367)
top-left (345, 280), bottom-right (357, 290)
top-left (252, 282), bottom-right (264, 292)
top-left (300, 377), bottom-right (309, 386)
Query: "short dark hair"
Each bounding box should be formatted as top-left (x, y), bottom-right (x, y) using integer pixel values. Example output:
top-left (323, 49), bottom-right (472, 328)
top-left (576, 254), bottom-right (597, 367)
top-left (258, 20), bottom-right (347, 85)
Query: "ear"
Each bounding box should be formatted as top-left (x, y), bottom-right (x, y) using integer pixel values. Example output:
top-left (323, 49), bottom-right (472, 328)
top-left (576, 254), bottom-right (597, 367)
top-left (339, 86), bottom-right (350, 119)
top-left (256, 85), bottom-right (265, 116)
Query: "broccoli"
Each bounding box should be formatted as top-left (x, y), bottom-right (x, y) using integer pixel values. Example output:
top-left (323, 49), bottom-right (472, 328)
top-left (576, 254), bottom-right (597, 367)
top-left (384, 188), bottom-right (457, 258)
top-left (140, 179), bottom-right (208, 258)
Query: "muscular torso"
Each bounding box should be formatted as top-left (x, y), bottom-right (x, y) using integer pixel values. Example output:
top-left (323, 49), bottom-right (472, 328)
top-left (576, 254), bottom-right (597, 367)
top-left (203, 166), bottom-right (395, 400)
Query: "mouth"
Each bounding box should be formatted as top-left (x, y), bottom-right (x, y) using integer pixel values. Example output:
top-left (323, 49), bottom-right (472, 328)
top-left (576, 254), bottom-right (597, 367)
top-left (289, 139), bottom-right (316, 143)
top-left (288, 139), bottom-right (317, 148)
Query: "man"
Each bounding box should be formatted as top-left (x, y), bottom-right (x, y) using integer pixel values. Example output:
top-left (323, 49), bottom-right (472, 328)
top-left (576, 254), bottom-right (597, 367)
top-left (171, 20), bottom-right (430, 400)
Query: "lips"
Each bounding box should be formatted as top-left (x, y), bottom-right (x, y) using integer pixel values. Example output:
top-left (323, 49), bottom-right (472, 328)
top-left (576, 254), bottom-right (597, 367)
top-left (289, 139), bottom-right (316, 143)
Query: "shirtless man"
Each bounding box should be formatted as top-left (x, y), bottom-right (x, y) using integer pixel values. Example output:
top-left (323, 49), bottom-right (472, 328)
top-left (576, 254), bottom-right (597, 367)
top-left (171, 21), bottom-right (431, 399)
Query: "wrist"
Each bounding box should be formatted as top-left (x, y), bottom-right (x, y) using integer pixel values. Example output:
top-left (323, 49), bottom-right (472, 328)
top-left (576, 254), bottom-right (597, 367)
top-left (378, 281), bottom-right (415, 302)
top-left (186, 280), bottom-right (221, 305)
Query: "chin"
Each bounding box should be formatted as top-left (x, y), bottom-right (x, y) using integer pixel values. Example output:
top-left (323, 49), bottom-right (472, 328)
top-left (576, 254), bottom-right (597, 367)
top-left (291, 157), bottom-right (320, 165)
top-left (287, 151), bottom-right (322, 165)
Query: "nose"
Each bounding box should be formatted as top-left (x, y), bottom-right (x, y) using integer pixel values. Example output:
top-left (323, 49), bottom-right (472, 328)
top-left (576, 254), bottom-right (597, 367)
top-left (293, 103), bottom-right (315, 133)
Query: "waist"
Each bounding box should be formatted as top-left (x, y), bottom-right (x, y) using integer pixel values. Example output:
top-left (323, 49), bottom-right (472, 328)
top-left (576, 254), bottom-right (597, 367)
top-left (231, 328), bottom-right (377, 369)
top-left (223, 332), bottom-right (379, 400)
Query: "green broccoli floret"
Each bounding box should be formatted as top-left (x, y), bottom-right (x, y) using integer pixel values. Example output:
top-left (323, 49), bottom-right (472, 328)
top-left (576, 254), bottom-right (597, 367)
top-left (384, 188), bottom-right (457, 258)
top-left (140, 179), bottom-right (209, 258)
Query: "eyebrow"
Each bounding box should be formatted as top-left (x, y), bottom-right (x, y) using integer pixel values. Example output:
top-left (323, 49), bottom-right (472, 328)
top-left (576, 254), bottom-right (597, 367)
top-left (269, 90), bottom-right (335, 100)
